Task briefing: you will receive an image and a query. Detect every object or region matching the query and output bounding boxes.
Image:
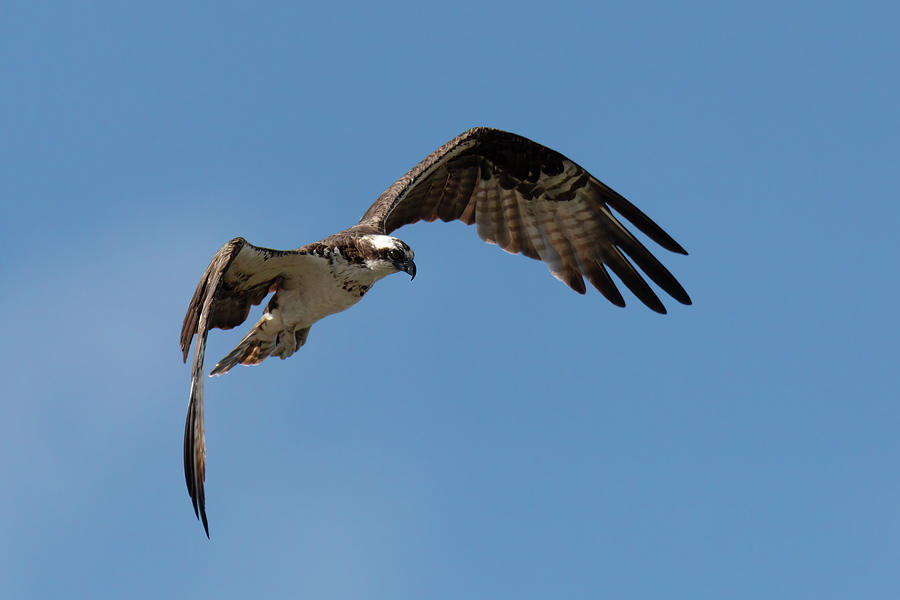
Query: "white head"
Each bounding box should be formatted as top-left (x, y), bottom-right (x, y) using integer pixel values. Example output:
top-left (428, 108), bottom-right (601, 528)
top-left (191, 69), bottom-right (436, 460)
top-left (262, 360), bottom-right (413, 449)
top-left (359, 235), bottom-right (416, 280)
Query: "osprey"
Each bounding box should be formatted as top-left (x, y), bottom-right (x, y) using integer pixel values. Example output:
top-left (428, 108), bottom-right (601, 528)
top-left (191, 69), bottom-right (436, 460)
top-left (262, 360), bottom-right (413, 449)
top-left (180, 127), bottom-right (692, 536)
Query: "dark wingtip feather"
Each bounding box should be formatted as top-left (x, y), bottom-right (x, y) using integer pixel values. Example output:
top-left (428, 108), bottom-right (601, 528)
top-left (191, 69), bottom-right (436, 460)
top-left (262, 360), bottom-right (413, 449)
top-left (200, 502), bottom-right (209, 538)
top-left (640, 294), bottom-right (667, 314)
top-left (595, 181), bottom-right (689, 256)
top-left (612, 240), bottom-right (692, 307)
top-left (672, 286), bottom-right (692, 305)
top-left (180, 322), bottom-right (194, 363)
top-left (602, 248), bottom-right (668, 314)
top-left (584, 263), bottom-right (627, 308)
top-left (183, 406), bottom-right (195, 508)
top-left (184, 393), bottom-right (210, 538)
top-left (565, 273), bottom-right (587, 295)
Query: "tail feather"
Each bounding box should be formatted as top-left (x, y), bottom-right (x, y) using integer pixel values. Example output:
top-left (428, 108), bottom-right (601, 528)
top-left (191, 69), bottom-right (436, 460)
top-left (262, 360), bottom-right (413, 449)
top-left (209, 326), bottom-right (273, 376)
top-left (210, 324), bottom-right (311, 376)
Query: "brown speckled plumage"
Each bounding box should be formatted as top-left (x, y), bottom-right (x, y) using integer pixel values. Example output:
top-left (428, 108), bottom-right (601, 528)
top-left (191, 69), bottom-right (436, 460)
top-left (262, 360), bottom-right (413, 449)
top-left (180, 127), bottom-right (691, 537)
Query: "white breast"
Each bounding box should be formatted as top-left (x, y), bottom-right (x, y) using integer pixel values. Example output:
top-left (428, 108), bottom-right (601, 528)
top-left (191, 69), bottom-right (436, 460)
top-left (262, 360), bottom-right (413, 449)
top-left (277, 248), bottom-right (391, 329)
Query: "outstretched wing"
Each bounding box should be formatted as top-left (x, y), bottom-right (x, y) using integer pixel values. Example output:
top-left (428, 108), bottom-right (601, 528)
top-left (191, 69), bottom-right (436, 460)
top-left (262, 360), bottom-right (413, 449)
top-left (357, 127), bottom-right (691, 313)
top-left (180, 237), bottom-right (303, 536)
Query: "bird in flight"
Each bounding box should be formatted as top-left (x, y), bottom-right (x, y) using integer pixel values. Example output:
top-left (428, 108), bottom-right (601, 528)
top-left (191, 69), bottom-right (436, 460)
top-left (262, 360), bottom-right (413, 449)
top-left (180, 127), bottom-right (692, 536)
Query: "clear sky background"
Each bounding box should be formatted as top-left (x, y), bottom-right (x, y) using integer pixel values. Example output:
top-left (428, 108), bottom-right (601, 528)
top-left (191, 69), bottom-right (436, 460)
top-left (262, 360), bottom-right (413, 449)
top-left (2, 1), bottom-right (898, 598)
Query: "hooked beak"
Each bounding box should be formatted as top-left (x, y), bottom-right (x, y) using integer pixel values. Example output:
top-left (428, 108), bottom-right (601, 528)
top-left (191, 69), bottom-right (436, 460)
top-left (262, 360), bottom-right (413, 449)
top-left (398, 259), bottom-right (416, 280)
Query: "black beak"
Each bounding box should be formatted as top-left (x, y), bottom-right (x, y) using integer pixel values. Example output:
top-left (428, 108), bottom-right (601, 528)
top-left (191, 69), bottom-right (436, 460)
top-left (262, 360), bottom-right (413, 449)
top-left (400, 259), bottom-right (416, 280)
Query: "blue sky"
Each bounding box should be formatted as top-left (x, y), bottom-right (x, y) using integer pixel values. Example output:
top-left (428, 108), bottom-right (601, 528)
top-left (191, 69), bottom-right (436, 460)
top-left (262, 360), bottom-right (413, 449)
top-left (2, 1), bottom-right (898, 598)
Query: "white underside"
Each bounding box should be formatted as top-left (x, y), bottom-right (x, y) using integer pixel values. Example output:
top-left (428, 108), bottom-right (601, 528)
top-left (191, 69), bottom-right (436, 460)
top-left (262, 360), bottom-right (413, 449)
top-left (247, 248), bottom-right (396, 360)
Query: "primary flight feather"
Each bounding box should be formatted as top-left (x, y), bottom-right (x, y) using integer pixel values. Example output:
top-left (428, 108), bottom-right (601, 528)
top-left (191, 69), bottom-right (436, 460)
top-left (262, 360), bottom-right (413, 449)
top-left (180, 127), bottom-right (692, 536)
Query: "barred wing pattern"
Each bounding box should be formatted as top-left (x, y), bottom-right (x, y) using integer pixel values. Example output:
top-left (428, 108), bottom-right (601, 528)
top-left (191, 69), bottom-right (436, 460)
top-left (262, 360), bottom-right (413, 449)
top-left (359, 127), bottom-right (691, 312)
top-left (179, 127), bottom-right (693, 537)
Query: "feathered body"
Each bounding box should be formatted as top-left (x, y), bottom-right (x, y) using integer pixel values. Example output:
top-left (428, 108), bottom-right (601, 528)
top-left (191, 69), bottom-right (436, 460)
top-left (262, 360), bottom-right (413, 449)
top-left (180, 127), bottom-right (691, 536)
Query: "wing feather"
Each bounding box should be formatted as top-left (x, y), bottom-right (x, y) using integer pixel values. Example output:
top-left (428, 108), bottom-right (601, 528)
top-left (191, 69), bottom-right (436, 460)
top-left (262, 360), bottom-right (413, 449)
top-left (356, 127), bottom-right (691, 311)
top-left (475, 182), bottom-right (502, 245)
top-left (539, 203), bottom-right (587, 294)
top-left (602, 245), bottom-right (667, 314)
top-left (498, 188), bottom-right (525, 255)
top-left (583, 261), bottom-right (627, 307)
top-left (180, 237), bottom-right (308, 536)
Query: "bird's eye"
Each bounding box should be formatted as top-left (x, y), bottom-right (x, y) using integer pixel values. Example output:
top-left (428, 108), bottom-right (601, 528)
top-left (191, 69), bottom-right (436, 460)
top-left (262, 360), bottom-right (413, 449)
top-left (388, 249), bottom-right (404, 261)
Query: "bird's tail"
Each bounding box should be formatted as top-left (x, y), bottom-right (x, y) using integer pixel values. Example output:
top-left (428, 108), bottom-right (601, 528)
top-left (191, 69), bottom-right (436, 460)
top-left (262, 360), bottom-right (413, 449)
top-left (210, 320), bottom-right (311, 376)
